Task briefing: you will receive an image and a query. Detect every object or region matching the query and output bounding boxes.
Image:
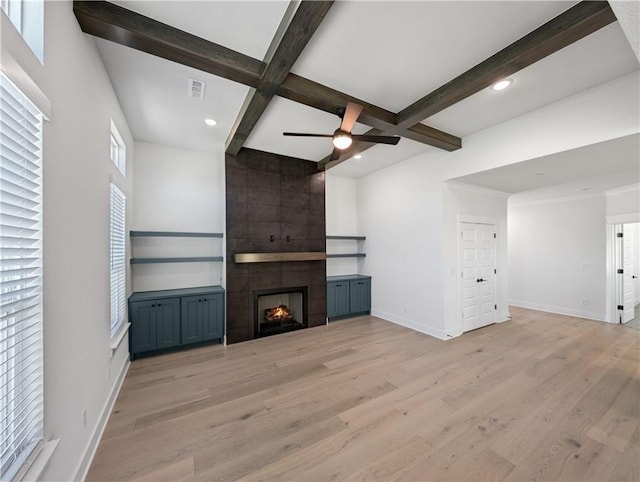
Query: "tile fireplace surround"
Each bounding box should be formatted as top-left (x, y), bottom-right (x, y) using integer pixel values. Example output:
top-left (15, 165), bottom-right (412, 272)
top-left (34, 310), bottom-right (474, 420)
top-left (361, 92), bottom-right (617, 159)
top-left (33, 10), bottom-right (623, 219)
top-left (225, 148), bottom-right (327, 344)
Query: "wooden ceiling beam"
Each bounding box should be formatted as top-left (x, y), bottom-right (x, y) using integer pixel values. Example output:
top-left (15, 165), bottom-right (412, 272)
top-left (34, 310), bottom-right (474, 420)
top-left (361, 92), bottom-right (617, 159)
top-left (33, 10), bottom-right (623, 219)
top-left (73, 1), bottom-right (265, 88)
top-left (320, 0), bottom-right (616, 171)
top-left (278, 74), bottom-right (461, 150)
top-left (397, 1), bottom-right (617, 128)
top-left (73, 1), bottom-right (461, 156)
top-left (225, 1), bottom-right (334, 154)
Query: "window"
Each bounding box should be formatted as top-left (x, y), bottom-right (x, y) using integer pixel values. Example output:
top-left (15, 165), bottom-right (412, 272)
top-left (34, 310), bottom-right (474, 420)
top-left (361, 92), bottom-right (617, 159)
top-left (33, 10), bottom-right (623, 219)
top-left (0, 72), bottom-right (44, 480)
top-left (1, 0), bottom-right (22, 34)
top-left (109, 120), bottom-right (126, 177)
top-left (110, 184), bottom-right (126, 338)
top-left (1, 0), bottom-right (44, 64)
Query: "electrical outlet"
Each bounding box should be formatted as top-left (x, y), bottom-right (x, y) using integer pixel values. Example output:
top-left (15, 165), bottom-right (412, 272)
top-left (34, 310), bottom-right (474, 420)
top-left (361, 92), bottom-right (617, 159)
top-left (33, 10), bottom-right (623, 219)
top-left (580, 299), bottom-right (589, 306)
top-left (403, 305), bottom-right (408, 313)
top-left (82, 409), bottom-right (87, 427)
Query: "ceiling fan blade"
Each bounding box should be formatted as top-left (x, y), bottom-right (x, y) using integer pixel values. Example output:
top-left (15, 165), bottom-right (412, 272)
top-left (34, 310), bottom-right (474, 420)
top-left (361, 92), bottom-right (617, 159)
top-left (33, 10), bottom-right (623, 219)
top-left (283, 132), bottom-right (333, 138)
top-left (340, 102), bottom-right (363, 133)
top-left (330, 148), bottom-right (340, 161)
top-left (352, 134), bottom-right (401, 145)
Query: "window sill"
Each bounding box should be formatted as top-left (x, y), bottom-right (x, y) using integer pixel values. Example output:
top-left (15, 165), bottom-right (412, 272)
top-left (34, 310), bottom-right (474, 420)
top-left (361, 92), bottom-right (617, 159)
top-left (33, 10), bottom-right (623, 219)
top-left (20, 439), bottom-right (59, 482)
top-left (110, 322), bottom-right (130, 358)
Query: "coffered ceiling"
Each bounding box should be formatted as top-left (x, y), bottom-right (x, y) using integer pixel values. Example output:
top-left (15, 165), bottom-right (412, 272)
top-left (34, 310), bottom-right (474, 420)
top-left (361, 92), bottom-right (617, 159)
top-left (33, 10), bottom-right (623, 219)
top-left (81, 1), bottom-right (638, 185)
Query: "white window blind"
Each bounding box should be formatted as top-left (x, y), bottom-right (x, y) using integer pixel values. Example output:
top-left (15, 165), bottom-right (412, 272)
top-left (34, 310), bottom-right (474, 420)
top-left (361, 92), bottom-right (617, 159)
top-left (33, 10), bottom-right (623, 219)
top-left (110, 184), bottom-right (126, 338)
top-left (0, 72), bottom-right (44, 481)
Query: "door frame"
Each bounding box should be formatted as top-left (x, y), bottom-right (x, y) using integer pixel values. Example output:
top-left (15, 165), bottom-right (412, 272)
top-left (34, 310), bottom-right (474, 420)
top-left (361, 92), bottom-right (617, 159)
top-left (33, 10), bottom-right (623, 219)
top-left (457, 214), bottom-right (498, 334)
top-left (606, 212), bottom-right (640, 323)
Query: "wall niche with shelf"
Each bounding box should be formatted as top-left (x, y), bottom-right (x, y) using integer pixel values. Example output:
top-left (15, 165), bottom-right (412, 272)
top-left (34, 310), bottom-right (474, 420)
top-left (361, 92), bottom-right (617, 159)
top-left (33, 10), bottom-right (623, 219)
top-left (128, 230), bottom-right (226, 358)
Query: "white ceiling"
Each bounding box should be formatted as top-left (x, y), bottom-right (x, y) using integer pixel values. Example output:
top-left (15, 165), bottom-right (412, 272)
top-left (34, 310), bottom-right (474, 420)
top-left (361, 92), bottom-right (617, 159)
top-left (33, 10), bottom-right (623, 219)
top-left (451, 133), bottom-right (640, 200)
top-left (94, 1), bottom-right (639, 186)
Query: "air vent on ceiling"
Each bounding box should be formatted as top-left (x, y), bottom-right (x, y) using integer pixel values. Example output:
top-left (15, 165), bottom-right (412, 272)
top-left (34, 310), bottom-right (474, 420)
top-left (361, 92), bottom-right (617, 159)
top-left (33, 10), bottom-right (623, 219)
top-left (188, 78), bottom-right (206, 99)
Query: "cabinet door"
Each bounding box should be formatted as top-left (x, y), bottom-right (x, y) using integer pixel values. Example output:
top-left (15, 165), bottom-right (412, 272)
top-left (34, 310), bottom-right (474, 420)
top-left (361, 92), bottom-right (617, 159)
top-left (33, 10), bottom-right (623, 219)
top-left (350, 279), bottom-right (371, 314)
top-left (202, 293), bottom-right (224, 341)
top-left (130, 300), bottom-right (157, 353)
top-left (327, 281), bottom-right (350, 318)
top-left (155, 298), bottom-right (181, 349)
top-left (181, 295), bottom-right (203, 344)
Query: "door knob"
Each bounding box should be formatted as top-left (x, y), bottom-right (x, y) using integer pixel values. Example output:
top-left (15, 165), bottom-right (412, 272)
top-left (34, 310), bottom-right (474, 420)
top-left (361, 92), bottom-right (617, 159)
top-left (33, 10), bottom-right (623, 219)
top-left (477, 278), bottom-right (486, 283)
top-left (633, 275), bottom-right (638, 279)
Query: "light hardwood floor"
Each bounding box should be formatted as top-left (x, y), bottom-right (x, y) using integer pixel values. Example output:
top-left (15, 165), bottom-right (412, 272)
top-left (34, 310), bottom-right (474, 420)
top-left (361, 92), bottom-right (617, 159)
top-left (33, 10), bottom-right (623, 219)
top-left (88, 307), bottom-right (640, 481)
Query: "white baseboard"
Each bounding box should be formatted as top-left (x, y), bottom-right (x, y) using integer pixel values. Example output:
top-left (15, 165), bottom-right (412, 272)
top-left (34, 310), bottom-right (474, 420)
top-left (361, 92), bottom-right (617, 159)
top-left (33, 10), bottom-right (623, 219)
top-left (509, 300), bottom-right (606, 322)
top-left (371, 309), bottom-right (449, 340)
top-left (74, 357), bottom-right (130, 481)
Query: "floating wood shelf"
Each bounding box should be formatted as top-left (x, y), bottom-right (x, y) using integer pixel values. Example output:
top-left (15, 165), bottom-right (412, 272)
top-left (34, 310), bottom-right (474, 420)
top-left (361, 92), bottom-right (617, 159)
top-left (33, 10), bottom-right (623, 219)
top-left (235, 252), bottom-right (326, 263)
top-left (326, 253), bottom-right (366, 258)
top-left (130, 256), bottom-right (224, 264)
top-left (130, 231), bottom-right (223, 238)
top-left (326, 235), bottom-right (366, 240)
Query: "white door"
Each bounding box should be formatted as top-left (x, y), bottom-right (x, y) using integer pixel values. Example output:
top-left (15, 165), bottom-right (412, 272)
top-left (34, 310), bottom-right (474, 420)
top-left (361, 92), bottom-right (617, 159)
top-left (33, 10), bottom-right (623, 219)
top-left (460, 223), bottom-right (496, 333)
top-left (622, 224), bottom-right (636, 323)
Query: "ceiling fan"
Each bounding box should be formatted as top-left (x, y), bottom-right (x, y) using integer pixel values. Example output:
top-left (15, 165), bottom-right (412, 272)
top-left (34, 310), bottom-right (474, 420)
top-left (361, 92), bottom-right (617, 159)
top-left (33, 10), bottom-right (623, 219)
top-left (283, 102), bottom-right (400, 160)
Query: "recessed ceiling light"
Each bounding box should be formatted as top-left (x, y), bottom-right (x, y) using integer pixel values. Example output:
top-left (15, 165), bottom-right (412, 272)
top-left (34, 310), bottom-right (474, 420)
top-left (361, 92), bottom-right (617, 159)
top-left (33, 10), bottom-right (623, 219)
top-left (354, 154), bottom-right (362, 160)
top-left (204, 118), bottom-right (217, 126)
top-left (492, 78), bottom-right (512, 91)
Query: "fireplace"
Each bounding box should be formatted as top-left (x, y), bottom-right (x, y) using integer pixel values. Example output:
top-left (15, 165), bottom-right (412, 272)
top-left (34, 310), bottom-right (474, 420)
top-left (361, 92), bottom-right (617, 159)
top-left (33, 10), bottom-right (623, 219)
top-left (254, 286), bottom-right (308, 338)
top-left (226, 148), bottom-right (326, 343)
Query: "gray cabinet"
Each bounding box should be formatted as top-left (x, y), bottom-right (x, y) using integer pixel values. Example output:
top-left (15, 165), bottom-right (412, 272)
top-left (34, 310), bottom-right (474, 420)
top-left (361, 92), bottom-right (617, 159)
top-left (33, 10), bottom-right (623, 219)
top-left (129, 286), bottom-right (224, 359)
top-left (327, 281), bottom-right (350, 318)
top-left (181, 293), bottom-right (224, 344)
top-left (326, 275), bottom-right (371, 320)
top-left (350, 278), bottom-right (371, 314)
top-left (129, 298), bottom-right (180, 353)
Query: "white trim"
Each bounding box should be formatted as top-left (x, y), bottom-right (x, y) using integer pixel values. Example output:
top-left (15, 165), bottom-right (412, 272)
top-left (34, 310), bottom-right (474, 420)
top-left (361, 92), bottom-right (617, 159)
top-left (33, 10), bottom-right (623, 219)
top-left (109, 322), bottom-right (130, 358)
top-left (0, 44), bottom-right (50, 118)
top-left (20, 439), bottom-right (60, 482)
top-left (606, 212), bottom-right (640, 224)
top-left (605, 224), bottom-right (619, 324)
top-left (73, 358), bottom-right (130, 482)
top-left (508, 191), bottom-right (605, 208)
top-left (457, 213), bottom-right (499, 226)
top-left (604, 183), bottom-right (640, 197)
top-left (444, 180), bottom-right (510, 198)
top-left (509, 300), bottom-right (606, 322)
top-left (370, 309), bottom-right (449, 340)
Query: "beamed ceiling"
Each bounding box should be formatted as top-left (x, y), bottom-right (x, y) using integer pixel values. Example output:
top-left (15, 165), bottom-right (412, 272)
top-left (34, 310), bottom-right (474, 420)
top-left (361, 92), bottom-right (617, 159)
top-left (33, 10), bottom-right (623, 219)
top-left (74, 1), bottom-right (639, 181)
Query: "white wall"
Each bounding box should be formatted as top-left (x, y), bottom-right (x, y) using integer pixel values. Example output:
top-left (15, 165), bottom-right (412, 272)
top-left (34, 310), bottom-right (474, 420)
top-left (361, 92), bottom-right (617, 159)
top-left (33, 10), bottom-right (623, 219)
top-left (606, 183), bottom-right (640, 217)
top-left (2, 2), bottom-right (135, 480)
top-left (357, 155), bottom-right (447, 338)
top-left (508, 195), bottom-right (607, 320)
top-left (325, 174), bottom-right (362, 276)
top-left (132, 141), bottom-right (225, 292)
top-left (354, 71), bottom-right (639, 340)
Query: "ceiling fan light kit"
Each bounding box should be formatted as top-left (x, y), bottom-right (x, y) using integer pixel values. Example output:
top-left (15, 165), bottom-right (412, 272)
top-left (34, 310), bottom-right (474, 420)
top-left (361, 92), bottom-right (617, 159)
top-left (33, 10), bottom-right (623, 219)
top-left (332, 130), bottom-right (352, 149)
top-left (283, 101), bottom-right (399, 158)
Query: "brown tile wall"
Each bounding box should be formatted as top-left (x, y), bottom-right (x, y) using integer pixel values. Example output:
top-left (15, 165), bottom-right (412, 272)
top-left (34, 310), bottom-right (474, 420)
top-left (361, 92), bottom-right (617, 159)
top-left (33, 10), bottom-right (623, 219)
top-left (225, 148), bottom-right (326, 344)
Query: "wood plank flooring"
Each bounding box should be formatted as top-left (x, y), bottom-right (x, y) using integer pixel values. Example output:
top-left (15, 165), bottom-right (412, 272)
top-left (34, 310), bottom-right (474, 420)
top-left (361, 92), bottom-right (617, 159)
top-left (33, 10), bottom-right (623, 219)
top-left (87, 307), bottom-right (640, 481)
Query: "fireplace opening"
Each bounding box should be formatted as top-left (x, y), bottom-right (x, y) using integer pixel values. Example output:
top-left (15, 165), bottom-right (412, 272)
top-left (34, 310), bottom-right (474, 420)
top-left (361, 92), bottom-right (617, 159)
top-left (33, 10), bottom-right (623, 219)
top-left (254, 286), bottom-right (308, 338)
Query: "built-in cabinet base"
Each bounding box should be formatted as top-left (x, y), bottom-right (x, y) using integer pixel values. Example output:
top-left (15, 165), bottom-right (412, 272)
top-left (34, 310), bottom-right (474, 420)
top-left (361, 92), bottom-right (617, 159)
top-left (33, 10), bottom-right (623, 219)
top-left (129, 286), bottom-right (224, 360)
top-left (327, 275), bottom-right (371, 321)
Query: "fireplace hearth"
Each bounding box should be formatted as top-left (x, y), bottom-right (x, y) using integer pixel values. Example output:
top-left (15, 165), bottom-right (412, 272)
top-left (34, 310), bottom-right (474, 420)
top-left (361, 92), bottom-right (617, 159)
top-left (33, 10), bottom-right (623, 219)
top-left (254, 286), bottom-right (308, 338)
